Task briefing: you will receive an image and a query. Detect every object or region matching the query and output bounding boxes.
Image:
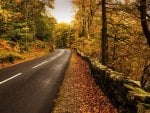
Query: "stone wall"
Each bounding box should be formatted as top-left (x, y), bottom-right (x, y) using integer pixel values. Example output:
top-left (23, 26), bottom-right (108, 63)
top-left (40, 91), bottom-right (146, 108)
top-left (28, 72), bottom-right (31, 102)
top-left (76, 50), bottom-right (150, 113)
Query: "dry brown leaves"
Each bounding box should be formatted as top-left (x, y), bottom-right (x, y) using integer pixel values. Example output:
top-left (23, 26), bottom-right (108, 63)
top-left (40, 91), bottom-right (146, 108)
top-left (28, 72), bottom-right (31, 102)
top-left (53, 52), bottom-right (118, 113)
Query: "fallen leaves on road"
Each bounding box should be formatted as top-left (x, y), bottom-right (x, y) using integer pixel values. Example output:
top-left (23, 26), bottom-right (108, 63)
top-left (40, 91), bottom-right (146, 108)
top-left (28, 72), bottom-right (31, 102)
top-left (52, 52), bottom-right (118, 113)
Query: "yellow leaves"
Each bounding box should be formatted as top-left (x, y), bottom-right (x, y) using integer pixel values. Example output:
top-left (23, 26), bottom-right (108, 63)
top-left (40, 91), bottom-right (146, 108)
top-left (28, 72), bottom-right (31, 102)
top-left (22, 26), bottom-right (29, 32)
top-left (0, 9), bottom-right (22, 22)
top-left (74, 38), bottom-right (100, 58)
top-left (0, 2), bottom-right (22, 22)
top-left (0, 9), bottom-right (13, 22)
top-left (0, 9), bottom-right (2, 13)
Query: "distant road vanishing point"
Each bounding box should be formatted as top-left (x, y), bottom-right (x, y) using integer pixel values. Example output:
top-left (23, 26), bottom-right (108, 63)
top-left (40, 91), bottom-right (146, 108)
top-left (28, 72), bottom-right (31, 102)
top-left (0, 49), bottom-right (71, 113)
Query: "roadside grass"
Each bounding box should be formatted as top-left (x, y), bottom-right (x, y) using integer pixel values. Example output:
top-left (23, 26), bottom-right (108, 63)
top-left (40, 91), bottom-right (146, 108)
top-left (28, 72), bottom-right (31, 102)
top-left (0, 50), bottom-right (23, 63)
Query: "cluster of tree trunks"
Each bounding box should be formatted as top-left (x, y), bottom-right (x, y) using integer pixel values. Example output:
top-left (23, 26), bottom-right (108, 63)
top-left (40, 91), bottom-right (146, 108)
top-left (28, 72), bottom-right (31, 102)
top-left (140, 0), bottom-right (150, 46)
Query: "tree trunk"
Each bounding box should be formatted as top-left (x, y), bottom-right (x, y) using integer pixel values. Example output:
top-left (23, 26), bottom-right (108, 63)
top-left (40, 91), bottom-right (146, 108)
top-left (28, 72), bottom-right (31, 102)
top-left (140, 0), bottom-right (150, 46)
top-left (101, 0), bottom-right (108, 65)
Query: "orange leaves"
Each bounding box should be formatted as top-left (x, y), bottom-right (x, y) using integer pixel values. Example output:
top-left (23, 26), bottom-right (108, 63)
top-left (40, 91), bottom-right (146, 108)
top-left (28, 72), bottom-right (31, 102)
top-left (53, 52), bottom-right (118, 113)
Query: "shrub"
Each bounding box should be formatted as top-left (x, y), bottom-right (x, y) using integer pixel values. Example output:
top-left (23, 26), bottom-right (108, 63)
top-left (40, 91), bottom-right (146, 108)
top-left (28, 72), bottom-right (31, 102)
top-left (0, 50), bottom-right (23, 63)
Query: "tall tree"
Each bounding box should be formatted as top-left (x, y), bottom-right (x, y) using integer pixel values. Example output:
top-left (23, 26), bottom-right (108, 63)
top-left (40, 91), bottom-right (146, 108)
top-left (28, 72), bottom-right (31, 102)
top-left (72, 0), bottom-right (100, 38)
top-left (101, 0), bottom-right (108, 65)
top-left (0, 0), bottom-right (55, 51)
top-left (139, 0), bottom-right (150, 46)
top-left (53, 23), bottom-right (71, 48)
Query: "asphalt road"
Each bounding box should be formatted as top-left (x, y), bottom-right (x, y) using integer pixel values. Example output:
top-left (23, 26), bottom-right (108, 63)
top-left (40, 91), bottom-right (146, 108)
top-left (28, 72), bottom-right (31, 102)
top-left (0, 49), bottom-right (71, 113)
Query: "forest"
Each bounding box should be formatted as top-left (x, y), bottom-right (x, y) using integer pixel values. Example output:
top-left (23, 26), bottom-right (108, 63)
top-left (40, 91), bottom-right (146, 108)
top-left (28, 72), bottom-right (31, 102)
top-left (0, 0), bottom-right (150, 81)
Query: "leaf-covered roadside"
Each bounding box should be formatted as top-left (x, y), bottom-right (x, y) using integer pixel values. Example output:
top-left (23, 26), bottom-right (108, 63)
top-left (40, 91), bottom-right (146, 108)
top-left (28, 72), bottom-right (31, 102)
top-left (52, 52), bottom-right (118, 113)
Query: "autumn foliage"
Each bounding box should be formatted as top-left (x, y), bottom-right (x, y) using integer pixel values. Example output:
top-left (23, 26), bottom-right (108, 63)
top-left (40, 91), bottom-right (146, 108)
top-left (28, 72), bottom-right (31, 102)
top-left (72, 0), bottom-right (150, 80)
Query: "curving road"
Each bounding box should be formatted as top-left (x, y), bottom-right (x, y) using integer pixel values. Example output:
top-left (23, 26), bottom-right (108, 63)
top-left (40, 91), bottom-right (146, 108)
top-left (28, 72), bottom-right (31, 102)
top-left (0, 49), bottom-right (71, 113)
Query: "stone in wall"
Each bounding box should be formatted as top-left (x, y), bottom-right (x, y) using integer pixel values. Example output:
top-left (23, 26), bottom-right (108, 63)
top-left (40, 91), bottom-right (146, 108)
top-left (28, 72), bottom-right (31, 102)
top-left (141, 65), bottom-right (150, 92)
top-left (76, 49), bottom-right (150, 113)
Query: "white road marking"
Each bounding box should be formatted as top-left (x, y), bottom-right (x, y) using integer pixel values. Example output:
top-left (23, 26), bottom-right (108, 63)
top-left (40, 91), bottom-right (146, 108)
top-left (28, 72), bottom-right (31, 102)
top-left (50, 50), bottom-right (65, 61)
top-left (32, 61), bottom-right (48, 69)
top-left (0, 50), bottom-right (66, 85)
top-left (0, 73), bottom-right (22, 85)
top-left (32, 50), bottom-right (65, 69)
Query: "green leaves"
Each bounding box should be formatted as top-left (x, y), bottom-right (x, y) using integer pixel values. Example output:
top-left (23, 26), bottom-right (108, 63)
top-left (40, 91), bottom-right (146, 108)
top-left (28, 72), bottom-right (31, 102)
top-left (0, 0), bottom-right (56, 47)
top-left (53, 23), bottom-right (73, 48)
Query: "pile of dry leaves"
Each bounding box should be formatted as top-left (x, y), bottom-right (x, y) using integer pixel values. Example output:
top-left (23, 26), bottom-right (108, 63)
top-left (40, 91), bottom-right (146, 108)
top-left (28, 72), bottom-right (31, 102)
top-left (52, 52), bottom-right (118, 113)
